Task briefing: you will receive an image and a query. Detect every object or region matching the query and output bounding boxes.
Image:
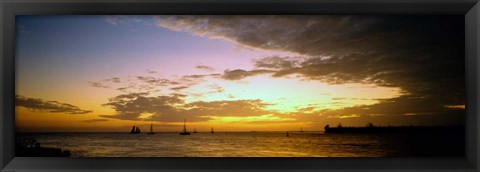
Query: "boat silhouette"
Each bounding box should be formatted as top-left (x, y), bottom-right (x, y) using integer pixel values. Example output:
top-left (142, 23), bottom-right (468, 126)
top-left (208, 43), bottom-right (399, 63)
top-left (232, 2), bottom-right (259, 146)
top-left (179, 119), bottom-right (191, 135)
top-left (210, 127), bottom-right (214, 133)
top-left (147, 122), bottom-right (155, 135)
top-left (130, 126), bottom-right (141, 134)
top-left (323, 123), bottom-right (464, 133)
top-left (300, 127), bottom-right (304, 132)
top-left (193, 128), bottom-right (198, 133)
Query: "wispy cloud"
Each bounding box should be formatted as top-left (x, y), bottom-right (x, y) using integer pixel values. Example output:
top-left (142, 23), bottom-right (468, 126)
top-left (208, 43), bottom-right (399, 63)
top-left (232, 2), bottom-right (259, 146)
top-left (105, 77), bottom-right (121, 83)
top-left (89, 75), bottom-right (187, 93)
top-left (136, 76), bottom-right (179, 86)
top-left (82, 119), bottom-right (111, 122)
top-left (403, 112), bottom-right (435, 116)
top-left (207, 84), bottom-right (224, 93)
top-left (221, 69), bottom-right (274, 80)
top-left (104, 16), bottom-right (120, 26)
top-left (146, 70), bottom-right (157, 74)
top-left (170, 86), bottom-right (190, 91)
top-left (89, 82), bottom-right (110, 88)
top-left (327, 114), bottom-right (361, 119)
top-left (104, 15), bottom-right (143, 26)
top-left (196, 65), bottom-right (215, 72)
top-left (16, 95), bottom-right (92, 114)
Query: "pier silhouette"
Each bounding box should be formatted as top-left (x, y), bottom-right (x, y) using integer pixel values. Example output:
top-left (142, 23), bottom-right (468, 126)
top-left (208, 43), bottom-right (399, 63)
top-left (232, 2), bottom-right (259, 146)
top-left (16, 138), bottom-right (70, 157)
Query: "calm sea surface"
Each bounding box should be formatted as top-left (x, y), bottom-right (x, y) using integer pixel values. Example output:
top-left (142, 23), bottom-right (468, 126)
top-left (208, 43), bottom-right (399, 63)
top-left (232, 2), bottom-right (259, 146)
top-left (17, 131), bottom-right (464, 157)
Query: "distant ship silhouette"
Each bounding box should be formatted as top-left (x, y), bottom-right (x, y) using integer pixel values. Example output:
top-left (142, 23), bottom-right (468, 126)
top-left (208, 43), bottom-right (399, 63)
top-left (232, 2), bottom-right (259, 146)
top-left (179, 119), bottom-right (191, 135)
top-left (300, 127), bottom-right (303, 132)
top-left (147, 122), bottom-right (155, 135)
top-left (211, 127), bottom-right (214, 133)
top-left (193, 128), bottom-right (198, 133)
top-left (130, 126), bottom-right (141, 134)
top-left (323, 123), bottom-right (464, 133)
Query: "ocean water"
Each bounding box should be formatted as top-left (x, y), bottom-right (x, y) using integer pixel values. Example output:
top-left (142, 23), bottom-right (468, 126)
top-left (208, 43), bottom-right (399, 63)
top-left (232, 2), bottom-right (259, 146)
top-left (16, 131), bottom-right (464, 157)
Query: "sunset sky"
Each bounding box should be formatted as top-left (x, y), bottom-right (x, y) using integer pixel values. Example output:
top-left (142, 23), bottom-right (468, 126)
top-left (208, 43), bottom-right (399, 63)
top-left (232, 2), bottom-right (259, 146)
top-left (15, 15), bottom-right (465, 132)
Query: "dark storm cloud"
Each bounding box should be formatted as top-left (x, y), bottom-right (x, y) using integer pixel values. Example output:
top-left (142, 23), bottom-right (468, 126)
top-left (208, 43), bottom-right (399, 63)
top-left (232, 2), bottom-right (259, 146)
top-left (156, 15), bottom-right (382, 55)
top-left (156, 15), bottom-right (465, 124)
top-left (100, 92), bottom-right (276, 122)
top-left (157, 15), bottom-right (463, 91)
top-left (16, 95), bottom-right (93, 114)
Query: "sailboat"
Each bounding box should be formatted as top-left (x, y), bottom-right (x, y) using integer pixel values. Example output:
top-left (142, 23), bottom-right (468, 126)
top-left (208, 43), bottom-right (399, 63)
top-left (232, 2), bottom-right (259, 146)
top-left (193, 128), bottom-right (198, 133)
top-left (130, 126), bottom-right (141, 134)
top-left (300, 127), bottom-right (304, 132)
top-left (147, 122), bottom-right (155, 135)
top-left (210, 127), bottom-right (214, 133)
top-left (130, 126), bottom-right (135, 134)
top-left (179, 119), bottom-right (191, 135)
top-left (136, 126), bottom-right (141, 133)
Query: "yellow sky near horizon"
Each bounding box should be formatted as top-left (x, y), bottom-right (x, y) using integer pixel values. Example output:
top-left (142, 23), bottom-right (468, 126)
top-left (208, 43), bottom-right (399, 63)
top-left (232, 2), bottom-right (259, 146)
top-left (16, 73), bottom-right (405, 132)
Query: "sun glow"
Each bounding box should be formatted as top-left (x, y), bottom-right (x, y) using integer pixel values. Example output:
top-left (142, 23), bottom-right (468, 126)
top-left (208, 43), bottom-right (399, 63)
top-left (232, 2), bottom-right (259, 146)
top-left (182, 75), bottom-right (404, 113)
top-left (207, 114), bottom-right (295, 123)
top-left (138, 112), bottom-right (156, 120)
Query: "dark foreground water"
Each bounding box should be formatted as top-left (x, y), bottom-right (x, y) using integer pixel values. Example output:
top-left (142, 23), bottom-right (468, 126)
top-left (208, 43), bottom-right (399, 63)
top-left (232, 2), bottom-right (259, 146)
top-left (16, 131), bottom-right (464, 157)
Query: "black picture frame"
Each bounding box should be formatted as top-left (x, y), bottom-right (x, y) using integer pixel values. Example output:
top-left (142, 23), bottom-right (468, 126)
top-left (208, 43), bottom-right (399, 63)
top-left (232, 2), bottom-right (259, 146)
top-left (1, 0), bottom-right (479, 171)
